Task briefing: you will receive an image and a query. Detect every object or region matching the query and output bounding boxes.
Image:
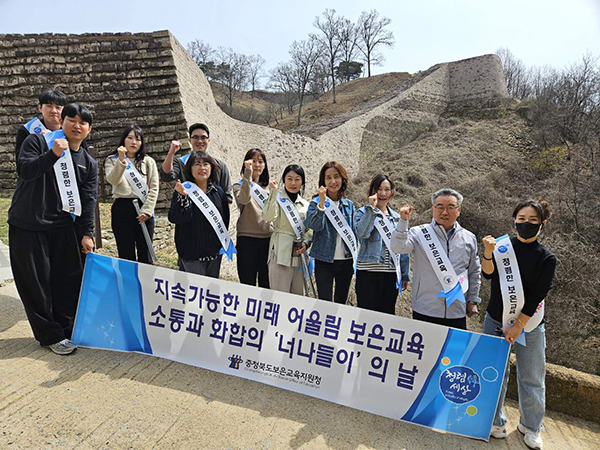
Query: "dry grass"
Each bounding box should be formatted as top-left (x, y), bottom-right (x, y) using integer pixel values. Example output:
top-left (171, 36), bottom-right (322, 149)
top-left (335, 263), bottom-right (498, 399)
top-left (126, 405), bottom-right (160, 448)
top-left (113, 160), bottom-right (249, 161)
top-left (210, 72), bottom-right (412, 132)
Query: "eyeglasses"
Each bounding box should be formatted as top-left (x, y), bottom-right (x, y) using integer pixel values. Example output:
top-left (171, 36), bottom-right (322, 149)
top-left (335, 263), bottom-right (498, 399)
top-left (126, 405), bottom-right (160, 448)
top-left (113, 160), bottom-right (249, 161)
top-left (433, 204), bottom-right (459, 211)
top-left (190, 135), bottom-right (209, 141)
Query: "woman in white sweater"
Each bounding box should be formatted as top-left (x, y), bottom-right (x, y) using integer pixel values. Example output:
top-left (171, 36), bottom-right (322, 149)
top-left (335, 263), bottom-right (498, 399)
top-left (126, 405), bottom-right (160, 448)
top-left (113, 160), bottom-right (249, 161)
top-left (105, 124), bottom-right (159, 263)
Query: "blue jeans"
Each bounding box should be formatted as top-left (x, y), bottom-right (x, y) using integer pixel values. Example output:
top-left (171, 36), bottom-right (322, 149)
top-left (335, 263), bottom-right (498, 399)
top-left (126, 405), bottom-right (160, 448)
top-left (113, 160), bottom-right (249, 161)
top-left (482, 313), bottom-right (546, 432)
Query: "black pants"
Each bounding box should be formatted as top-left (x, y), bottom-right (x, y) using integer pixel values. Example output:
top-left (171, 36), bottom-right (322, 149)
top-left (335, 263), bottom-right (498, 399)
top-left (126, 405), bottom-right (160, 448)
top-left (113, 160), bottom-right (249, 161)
top-left (9, 225), bottom-right (83, 346)
top-left (236, 236), bottom-right (270, 288)
top-left (111, 198), bottom-right (155, 264)
top-left (355, 270), bottom-right (399, 315)
top-left (315, 259), bottom-right (354, 304)
top-left (412, 310), bottom-right (467, 330)
top-left (180, 256), bottom-right (222, 278)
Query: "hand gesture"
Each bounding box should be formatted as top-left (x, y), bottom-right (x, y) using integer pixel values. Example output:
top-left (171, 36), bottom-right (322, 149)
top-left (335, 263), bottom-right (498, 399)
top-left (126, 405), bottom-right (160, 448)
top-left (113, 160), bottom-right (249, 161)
top-left (52, 138), bottom-right (68, 158)
top-left (137, 213), bottom-right (150, 224)
top-left (169, 140), bottom-right (182, 155)
top-left (400, 205), bottom-right (413, 221)
top-left (482, 235), bottom-right (496, 258)
top-left (174, 179), bottom-right (188, 196)
top-left (318, 186), bottom-right (327, 207)
top-left (269, 180), bottom-right (278, 191)
top-left (244, 159), bottom-right (253, 172)
top-left (295, 243), bottom-right (307, 255)
top-left (368, 193), bottom-right (378, 208)
top-left (117, 145), bottom-right (127, 162)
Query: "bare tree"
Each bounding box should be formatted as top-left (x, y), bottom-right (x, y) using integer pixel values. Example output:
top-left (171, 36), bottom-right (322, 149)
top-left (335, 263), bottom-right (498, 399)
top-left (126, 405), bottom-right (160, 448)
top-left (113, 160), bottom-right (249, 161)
top-left (496, 47), bottom-right (532, 99)
top-left (356, 10), bottom-right (395, 77)
top-left (186, 39), bottom-right (216, 79)
top-left (247, 54), bottom-right (266, 97)
top-left (308, 58), bottom-right (332, 99)
top-left (314, 9), bottom-right (344, 103)
top-left (269, 62), bottom-right (297, 115)
top-left (214, 47), bottom-right (249, 108)
top-left (338, 18), bottom-right (362, 82)
top-left (289, 36), bottom-right (324, 125)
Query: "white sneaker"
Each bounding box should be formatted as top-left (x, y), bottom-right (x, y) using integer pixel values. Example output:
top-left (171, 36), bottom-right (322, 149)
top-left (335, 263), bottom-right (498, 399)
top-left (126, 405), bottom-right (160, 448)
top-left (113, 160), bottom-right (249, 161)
top-left (518, 423), bottom-right (543, 449)
top-left (490, 424), bottom-right (507, 439)
top-left (48, 339), bottom-right (77, 355)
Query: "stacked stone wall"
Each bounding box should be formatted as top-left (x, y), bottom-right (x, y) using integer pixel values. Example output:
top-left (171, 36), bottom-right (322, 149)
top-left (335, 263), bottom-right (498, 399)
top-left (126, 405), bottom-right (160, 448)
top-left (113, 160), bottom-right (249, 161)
top-left (0, 30), bottom-right (188, 205)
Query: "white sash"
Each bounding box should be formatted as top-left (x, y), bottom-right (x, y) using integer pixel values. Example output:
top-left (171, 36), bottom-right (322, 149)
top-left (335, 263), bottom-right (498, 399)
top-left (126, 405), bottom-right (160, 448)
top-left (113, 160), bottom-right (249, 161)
top-left (182, 181), bottom-right (236, 260)
top-left (24, 117), bottom-right (47, 134)
top-left (237, 179), bottom-right (268, 210)
top-left (494, 234), bottom-right (544, 340)
top-left (119, 156), bottom-right (148, 203)
top-left (373, 211), bottom-right (403, 288)
top-left (277, 193), bottom-right (305, 240)
top-left (415, 224), bottom-right (468, 305)
top-left (313, 197), bottom-right (358, 269)
top-left (47, 130), bottom-right (82, 218)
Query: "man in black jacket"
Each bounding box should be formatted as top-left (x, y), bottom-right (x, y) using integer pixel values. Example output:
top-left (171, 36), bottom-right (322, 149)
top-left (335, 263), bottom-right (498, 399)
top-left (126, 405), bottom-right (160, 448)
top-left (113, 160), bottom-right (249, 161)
top-left (16, 89), bottom-right (68, 158)
top-left (8, 103), bottom-right (98, 355)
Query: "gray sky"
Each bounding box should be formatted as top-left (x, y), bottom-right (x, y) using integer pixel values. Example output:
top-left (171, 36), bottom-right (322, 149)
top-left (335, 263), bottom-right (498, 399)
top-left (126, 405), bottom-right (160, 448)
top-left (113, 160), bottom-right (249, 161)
top-left (1, 0), bottom-right (599, 83)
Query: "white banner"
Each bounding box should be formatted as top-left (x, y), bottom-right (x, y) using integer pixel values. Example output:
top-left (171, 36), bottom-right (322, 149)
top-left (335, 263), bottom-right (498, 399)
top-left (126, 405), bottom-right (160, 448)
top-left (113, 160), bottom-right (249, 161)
top-left (373, 212), bottom-right (404, 288)
top-left (237, 180), bottom-right (268, 210)
top-left (415, 224), bottom-right (468, 306)
top-left (277, 193), bottom-right (305, 240)
top-left (122, 156), bottom-right (149, 203)
top-left (183, 181), bottom-right (236, 260)
top-left (494, 234), bottom-right (544, 341)
top-left (48, 130), bottom-right (82, 217)
top-left (73, 254), bottom-right (510, 441)
top-left (314, 197), bottom-right (358, 268)
top-left (24, 116), bottom-right (47, 134)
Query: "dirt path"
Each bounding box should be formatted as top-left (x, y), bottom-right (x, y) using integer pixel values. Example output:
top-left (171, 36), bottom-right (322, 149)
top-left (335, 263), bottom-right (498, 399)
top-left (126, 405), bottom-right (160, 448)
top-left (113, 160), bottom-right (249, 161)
top-left (1, 281), bottom-right (598, 449)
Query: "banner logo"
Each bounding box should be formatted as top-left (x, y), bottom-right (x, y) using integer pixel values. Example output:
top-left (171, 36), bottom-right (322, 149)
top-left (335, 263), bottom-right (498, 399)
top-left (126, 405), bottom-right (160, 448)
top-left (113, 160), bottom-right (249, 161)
top-left (439, 366), bottom-right (481, 404)
top-left (228, 354), bottom-right (243, 370)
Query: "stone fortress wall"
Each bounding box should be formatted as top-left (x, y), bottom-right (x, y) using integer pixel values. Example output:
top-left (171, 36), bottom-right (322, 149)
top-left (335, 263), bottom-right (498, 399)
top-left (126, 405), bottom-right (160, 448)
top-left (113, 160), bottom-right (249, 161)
top-left (0, 30), bottom-right (509, 208)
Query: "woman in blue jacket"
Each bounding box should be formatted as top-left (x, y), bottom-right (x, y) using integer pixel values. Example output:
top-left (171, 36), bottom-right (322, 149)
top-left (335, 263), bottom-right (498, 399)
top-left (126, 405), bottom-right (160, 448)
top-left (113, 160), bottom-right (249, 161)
top-left (305, 161), bottom-right (356, 304)
top-left (355, 174), bottom-right (410, 314)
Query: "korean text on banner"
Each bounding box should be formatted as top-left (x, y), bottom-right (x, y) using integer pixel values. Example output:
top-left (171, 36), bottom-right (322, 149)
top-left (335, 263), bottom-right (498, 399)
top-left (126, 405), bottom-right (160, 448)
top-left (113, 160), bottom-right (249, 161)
top-left (73, 253), bottom-right (509, 441)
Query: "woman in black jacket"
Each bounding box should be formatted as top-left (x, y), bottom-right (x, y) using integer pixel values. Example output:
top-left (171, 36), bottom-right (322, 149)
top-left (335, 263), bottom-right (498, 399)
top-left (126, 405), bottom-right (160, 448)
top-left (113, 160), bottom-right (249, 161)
top-left (168, 151), bottom-right (230, 278)
top-left (481, 199), bottom-right (556, 450)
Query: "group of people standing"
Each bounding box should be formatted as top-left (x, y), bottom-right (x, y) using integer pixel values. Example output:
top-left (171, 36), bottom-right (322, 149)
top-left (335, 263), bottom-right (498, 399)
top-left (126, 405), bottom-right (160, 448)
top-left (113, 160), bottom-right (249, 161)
top-left (10, 89), bottom-right (555, 449)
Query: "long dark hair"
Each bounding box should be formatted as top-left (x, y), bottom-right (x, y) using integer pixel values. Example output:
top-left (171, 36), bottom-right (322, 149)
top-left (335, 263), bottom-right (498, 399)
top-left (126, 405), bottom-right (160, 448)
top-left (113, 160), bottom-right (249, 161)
top-left (114, 124), bottom-right (146, 174)
top-left (316, 161), bottom-right (349, 198)
top-left (240, 148), bottom-right (269, 187)
top-left (183, 151), bottom-right (219, 184)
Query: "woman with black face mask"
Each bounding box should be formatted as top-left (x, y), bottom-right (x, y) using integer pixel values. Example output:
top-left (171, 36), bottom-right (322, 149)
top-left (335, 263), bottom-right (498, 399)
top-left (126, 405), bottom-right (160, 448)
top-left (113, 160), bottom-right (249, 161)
top-left (479, 199), bottom-right (556, 450)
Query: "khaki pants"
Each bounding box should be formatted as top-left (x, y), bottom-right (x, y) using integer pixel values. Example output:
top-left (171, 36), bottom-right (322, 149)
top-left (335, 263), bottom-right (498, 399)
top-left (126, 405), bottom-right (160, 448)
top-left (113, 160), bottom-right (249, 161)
top-left (268, 251), bottom-right (305, 296)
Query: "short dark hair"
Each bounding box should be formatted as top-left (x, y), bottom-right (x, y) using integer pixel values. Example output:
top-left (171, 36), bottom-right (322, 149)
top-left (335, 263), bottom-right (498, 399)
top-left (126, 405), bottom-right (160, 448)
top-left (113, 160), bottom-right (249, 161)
top-left (318, 161), bottom-right (349, 196)
top-left (38, 89), bottom-right (68, 106)
top-left (114, 124), bottom-right (146, 174)
top-left (61, 103), bottom-right (93, 126)
top-left (240, 148), bottom-right (269, 187)
top-left (282, 164), bottom-right (306, 194)
top-left (368, 174), bottom-right (395, 197)
top-left (512, 198), bottom-right (552, 221)
top-left (188, 123), bottom-right (210, 138)
top-left (183, 151), bottom-right (219, 183)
